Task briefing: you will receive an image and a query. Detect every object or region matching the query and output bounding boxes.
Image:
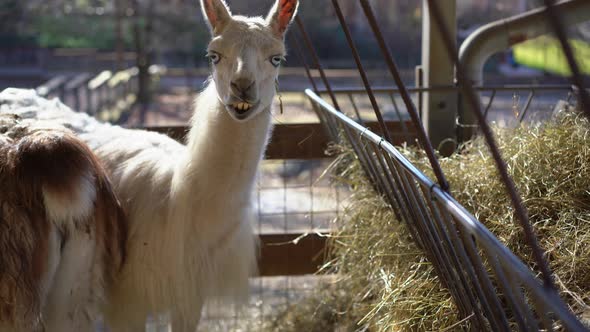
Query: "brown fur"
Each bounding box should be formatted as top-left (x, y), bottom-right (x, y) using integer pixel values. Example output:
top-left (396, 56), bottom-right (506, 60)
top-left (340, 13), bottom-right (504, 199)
top-left (0, 115), bottom-right (127, 330)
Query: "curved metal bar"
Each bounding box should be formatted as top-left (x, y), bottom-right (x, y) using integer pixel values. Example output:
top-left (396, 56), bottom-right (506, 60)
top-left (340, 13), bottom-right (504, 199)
top-left (317, 84), bottom-right (573, 94)
top-left (459, 0), bottom-right (590, 85)
top-left (541, 0), bottom-right (590, 117)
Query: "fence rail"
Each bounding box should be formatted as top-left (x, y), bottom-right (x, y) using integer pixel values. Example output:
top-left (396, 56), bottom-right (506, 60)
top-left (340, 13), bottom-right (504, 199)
top-left (316, 84), bottom-right (576, 126)
top-left (140, 121), bottom-right (416, 160)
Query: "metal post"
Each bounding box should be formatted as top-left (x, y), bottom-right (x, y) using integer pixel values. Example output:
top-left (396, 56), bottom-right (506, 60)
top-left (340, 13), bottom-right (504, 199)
top-left (415, 65), bottom-right (423, 118)
top-left (115, 0), bottom-right (124, 71)
top-left (421, 0), bottom-right (458, 154)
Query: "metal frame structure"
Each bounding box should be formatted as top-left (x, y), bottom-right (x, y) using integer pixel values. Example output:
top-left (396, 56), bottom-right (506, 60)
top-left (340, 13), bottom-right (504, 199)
top-left (294, 0), bottom-right (590, 330)
top-left (316, 84), bottom-right (575, 124)
top-left (459, 0), bottom-right (590, 133)
top-left (459, 0), bottom-right (590, 86)
top-left (307, 88), bottom-right (586, 331)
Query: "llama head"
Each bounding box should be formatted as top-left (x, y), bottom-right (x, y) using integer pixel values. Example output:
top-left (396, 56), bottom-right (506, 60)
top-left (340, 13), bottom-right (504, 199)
top-left (200, 0), bottom-right (298, 121)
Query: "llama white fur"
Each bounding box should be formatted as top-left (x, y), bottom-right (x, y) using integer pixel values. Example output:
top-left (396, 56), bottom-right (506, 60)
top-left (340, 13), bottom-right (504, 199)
top-left (0, 0), bottom-right (298, 329)
top-left (98, 83), bottom-right (270, 329)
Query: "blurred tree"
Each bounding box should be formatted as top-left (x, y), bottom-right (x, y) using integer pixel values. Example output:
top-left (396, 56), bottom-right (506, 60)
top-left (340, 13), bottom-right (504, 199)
top-left (14, 0), bottom-right (551, 84)
top-left (0, 0), bottom-right (36, 47)
top-left (131, 0), bottom-right (154, 107)
top-left (457, 0), bottom-right (533, 30)
top-left (0, 0), bottom-right (24, 34)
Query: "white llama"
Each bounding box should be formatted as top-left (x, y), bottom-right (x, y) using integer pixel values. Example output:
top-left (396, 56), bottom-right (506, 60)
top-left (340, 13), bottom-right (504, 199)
top-left (0, 0), bottom-right (298, 329)
top-left (101, 0), bottom-right (298, 329)
top-left (107, 1), bottom-right (299, 328)
top-left (0, 114), bottom-right (127, 332)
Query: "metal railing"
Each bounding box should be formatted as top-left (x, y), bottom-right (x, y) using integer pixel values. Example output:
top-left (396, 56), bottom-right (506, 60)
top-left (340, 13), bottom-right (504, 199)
top-left (314, 84), bottom-right (576, 124)
top-left (307, 89), bottom-right (586, 331)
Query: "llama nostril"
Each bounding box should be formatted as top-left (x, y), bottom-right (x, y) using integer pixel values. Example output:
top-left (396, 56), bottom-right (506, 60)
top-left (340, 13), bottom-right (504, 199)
top-left (231, 78), bottom-right (255, 97)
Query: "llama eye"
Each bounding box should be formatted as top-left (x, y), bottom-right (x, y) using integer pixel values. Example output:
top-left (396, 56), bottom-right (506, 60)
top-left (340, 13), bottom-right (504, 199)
top-left (270, 55), bottom-right (284, 67)
top-left (206, 51), bottom-right (221, 64)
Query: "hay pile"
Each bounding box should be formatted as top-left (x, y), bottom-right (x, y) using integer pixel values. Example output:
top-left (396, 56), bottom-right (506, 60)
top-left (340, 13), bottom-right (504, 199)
top-left (265, 110), bottom-right (590, 331)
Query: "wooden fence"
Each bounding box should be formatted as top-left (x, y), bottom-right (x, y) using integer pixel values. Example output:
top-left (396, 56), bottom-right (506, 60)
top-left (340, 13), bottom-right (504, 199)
top-left (36, 67), bottom-right (139, 121)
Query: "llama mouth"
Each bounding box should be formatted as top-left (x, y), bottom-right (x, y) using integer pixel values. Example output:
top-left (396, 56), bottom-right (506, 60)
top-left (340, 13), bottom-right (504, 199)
top-left (230, 102), bottom-right (253, 114)
top-left (227, 101), bottom-right (258, 120)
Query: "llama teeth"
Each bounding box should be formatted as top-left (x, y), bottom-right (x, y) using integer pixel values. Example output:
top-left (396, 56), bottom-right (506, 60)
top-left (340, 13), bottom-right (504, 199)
top-left (232, 102), bottom-right (251, 112)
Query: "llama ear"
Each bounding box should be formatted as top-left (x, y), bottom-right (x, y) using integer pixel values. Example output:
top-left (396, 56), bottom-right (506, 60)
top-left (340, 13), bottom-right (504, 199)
top-left (200, 0), bottom-right (232, 35)
top-left (266, 0), bottom-right (299, 38)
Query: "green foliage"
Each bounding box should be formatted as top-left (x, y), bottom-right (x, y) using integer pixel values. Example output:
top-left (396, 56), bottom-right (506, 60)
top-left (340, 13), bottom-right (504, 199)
top-left (33, 14), bottom-right (127, 49)
top-left (513, 36), bottom-right (590, 76)
top-left (6, 0), bottom-right (423, 67)
top-left (0, 34), bottom-right (37, 48)
top-left (0, 0), bottom-right (23, 34)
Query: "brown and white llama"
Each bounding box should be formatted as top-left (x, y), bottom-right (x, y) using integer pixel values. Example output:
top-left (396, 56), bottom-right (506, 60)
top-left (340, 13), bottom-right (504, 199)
top-left (0, 114), bottom-right (127, 331)
top-left (2, 0), bottom-right (298, 330)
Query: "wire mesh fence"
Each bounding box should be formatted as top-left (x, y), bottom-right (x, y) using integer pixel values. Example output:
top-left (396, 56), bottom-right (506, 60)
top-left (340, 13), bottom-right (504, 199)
top-left (256, 159), bottom-right (344, 233)
top-left (194, 158), bottom-right (347, 332)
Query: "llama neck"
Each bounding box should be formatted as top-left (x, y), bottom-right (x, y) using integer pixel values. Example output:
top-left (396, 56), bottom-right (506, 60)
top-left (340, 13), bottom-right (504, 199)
top-left (175, 83), bottom-right (273, 202)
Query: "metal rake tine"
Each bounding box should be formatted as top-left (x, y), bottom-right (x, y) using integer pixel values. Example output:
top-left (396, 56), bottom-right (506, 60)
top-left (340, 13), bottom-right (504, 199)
top-left (295, 17), bottom-right (340, 111)
top-left (388, 93), bottom-right (412, 144)
top-left (289, 35), bottom-right (318, 93)
top-left (358, 0), bottom-right (450, 192)
top-left (330, 0), bottom-right (392, 144)
top-left (483, 89), bottom-right (496, 121)
top-left (347, 93), bottom-right (365, 125)
top-left (518, 90), bottom-right (535, 123)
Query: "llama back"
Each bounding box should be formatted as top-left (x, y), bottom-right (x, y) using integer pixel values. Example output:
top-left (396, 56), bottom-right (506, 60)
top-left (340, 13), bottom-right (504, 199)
top-left (0, 114), bottom-right (127, 331)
